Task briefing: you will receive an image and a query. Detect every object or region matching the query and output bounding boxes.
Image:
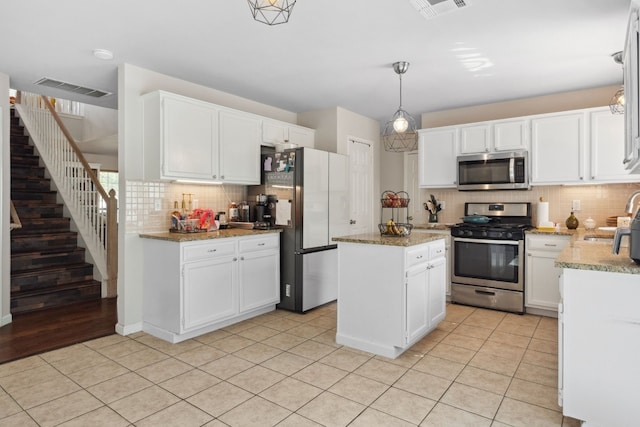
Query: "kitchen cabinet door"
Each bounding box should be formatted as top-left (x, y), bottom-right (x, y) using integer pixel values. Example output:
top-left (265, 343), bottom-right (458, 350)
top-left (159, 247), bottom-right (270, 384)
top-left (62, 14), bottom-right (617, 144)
top-left (459, 124), bottom-right (491, 154)
top-left (525, 234), bottom-right (569, 313)
top-left (405, 264), bottom-right (429, 344)
top-left (531, 112), bottom-right (586, 184)
top-left (427, 256), bottom-right (446, 325)
top-left (219, 110), bottom-right (261, 184)
top-left (238, 249), bottom-right (280, 313)
top-left (182, 255), bottom-right (237, 330)
top-left (263, 120), bottom-right (315, 148)
top-left (142, 91), bottom-right (219, 181)
top-left (418, 128), bottom-right (458, 188)
top-left (288, 125), bottom-right (315, 148)
top-left (590, 109), bottom-right (640, 182)
top-left (624, 8), bottom-right (640, 172)
top-left (493, 119), bottom-right (528, 151)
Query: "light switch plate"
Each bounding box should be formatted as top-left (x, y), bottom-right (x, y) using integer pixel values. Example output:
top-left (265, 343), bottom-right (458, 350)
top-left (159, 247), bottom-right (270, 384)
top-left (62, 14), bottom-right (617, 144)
top-left (572, 200), bottom-right (581, 211)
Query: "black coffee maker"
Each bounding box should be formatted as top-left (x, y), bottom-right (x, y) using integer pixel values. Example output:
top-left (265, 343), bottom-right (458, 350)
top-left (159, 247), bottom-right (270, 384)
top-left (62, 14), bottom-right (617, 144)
top-left (252, 194), bottom-right (274, 229)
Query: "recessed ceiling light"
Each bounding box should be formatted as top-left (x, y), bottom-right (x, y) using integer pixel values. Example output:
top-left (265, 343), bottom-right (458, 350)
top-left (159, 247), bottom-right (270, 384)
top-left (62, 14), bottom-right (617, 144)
top-left (93, 49), bottom-right (114, 60)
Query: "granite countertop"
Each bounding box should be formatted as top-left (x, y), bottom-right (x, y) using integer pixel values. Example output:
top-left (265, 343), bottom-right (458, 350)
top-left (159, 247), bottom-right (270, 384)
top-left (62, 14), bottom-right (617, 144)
top-left (139, 228), bottom-right (281, 242)
top-left (413, 223), bottom-right (454, 231)
top-left (531, 227), bottom-right (640, 275)
top-left (332, 232), bottom-right (445, 247)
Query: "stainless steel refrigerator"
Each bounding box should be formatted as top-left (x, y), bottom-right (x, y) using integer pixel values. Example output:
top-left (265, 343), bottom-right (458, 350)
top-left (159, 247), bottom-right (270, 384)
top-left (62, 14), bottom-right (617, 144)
top-left (264, 147), bottom-right (349, 312)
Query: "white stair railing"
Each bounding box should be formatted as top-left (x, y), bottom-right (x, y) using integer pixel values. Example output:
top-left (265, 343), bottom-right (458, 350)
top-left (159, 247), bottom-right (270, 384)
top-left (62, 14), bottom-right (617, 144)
top-left (14, 95), bottom-right (117, 297)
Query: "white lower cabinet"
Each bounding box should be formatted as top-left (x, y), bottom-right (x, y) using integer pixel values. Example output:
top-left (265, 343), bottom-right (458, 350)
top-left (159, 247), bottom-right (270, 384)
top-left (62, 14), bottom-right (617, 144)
top-left (143, 233), bottom-right (280, 343)
top-left (413, 229), bottom-right (451, 298)
top-left (559, 268), bottom-right (640, 426)
top-left (336, 238), bottom-right (446, 358)
top-left (525, 234), bottom-right (570, 315)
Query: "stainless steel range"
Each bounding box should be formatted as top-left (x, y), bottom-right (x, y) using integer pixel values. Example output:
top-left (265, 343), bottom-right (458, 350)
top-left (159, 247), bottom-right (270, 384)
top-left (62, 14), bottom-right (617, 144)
top-left (450, 202), bottom-right (532, 314)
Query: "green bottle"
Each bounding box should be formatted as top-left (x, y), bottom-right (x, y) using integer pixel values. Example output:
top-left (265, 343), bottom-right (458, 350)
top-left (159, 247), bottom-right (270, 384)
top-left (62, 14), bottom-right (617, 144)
top-left (565, 212), bottom-right (579, 230)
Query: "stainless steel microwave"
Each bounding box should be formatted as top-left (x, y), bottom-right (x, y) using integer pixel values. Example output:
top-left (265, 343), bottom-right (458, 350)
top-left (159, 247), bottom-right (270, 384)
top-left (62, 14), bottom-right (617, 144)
top-left (457, 150), bottom-right (530, 191)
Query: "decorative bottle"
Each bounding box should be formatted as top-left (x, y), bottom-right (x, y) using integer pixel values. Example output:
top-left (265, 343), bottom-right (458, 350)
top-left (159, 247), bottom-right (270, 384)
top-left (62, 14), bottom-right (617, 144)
top-left (565, 212), bottom-right (579, 230)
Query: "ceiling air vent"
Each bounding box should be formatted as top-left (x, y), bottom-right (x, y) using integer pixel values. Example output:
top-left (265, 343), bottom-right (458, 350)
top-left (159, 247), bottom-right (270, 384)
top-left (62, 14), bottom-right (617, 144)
top-left (34, 77), bottom-right (112, 98)
top-left (409, 0), bottom-right (471, 19)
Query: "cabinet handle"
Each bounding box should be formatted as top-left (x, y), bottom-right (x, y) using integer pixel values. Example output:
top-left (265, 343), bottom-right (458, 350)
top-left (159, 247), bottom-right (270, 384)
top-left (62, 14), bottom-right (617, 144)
top-left (258, 243), bottom-right (265, 246)
top-left (416, 255), bottom-right (423, 259)
top-left (221, 175), bottom-right (225, 179)
top-left (350, 219), bottom-right (356, 224)
top-left (240, 256), bottom-right (244, 260)
top-left (208, 249), bottom-right (217, 253)
top-left (212, 175), bottom-right (217, 179)
top-left (233, 257), bottom-right (238, 261)
top-left (544, 244), bottom-right (557, 247)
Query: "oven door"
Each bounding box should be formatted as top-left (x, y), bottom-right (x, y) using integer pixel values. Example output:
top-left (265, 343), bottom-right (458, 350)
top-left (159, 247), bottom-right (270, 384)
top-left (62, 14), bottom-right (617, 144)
top-left (452, 237), bottom-right (524, 291)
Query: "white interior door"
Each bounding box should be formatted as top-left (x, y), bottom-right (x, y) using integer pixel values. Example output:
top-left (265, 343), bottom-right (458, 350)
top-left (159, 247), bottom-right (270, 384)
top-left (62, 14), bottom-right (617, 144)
top-left (348, 138), bottom-right (373, 234)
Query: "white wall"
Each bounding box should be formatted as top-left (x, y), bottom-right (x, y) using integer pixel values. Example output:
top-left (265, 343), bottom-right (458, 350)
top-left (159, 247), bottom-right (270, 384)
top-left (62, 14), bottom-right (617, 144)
top-left (117, 63), bottom-right (301, 335)
top-left (1, 72), bottom-right (11, 326)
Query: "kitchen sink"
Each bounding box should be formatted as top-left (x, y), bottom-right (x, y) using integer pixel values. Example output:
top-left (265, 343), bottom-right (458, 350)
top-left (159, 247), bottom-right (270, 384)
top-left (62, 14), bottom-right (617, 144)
top-left (583, 235), bottom-right (613, 242)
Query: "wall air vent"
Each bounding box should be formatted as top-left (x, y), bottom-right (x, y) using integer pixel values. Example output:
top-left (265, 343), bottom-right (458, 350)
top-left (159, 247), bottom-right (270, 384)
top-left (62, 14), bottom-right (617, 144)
top-left (409, 0), bottom-right (471, 19)
top-left (33, 77), bottom-right (112, 98)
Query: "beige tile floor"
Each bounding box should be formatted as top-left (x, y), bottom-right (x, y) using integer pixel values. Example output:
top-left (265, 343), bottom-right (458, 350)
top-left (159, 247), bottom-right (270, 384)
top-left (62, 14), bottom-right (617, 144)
top-left (0, 303), bottom-right (581, 426)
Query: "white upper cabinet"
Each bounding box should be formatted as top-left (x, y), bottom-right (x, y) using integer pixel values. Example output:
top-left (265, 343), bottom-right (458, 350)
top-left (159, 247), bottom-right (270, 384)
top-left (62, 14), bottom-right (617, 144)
top-left (531, 107), bottom-right (637, 185)
top-left (142, 90), bottom-right (313, 184)
top-left (531, 111), bottom-right (586, 184)
top-left (262, 119), bottom-right (315, 148)
top-left (459, 119), bottom-right (528, 154)
top-left (623, 7), bottom-right (640, 172)
top-left (590, 109), bottom-right (640, 182)
top-left (219, 109), bottom-right (261, 184)
top-left (418, 127), bottom-right (458, 188)
top-left (142, 91), bottom-right (219, 181)
top-left (459, 124), bottom-right (491, 154)
top-left (493, 119), bottom-right (528, 151)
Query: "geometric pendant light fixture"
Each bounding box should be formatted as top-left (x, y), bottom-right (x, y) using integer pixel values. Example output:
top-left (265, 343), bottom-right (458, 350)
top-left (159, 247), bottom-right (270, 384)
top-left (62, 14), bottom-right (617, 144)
top-left (610, 51), bottom-right (625, 115)
top-left (247, 0), bottom-right (296, 26)
top-left (381, 61), bottom-right (419, 152)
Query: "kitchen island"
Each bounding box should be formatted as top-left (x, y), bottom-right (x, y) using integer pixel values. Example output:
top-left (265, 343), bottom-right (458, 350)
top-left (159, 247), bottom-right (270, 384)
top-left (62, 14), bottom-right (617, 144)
top-left (554, 233), bottom-right (640, 426)
top-left (139, 228), bottom-right (281, 343)
top-left (333, 232), bottom-right (446, 359)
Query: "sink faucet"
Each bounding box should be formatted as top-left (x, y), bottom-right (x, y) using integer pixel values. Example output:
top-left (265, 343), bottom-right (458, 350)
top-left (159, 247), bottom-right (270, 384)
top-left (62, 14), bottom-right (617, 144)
top-left (625, 190), bottom-right (640, 214)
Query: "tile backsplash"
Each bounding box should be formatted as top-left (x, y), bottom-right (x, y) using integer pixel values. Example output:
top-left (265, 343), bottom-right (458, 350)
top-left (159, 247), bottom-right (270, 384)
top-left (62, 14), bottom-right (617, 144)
top-left (125, 180), bottom-right (245, 233)
top-left (417, 183), bottom-right (640, 228)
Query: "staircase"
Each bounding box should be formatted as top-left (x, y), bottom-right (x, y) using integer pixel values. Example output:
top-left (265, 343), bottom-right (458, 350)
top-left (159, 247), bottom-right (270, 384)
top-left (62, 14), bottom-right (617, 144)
top-left (10, 107), bottom-right (101, 314)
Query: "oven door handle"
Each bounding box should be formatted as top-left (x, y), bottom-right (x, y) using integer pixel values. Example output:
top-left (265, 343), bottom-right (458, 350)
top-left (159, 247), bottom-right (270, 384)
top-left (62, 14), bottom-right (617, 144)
top-left (453, 237), bottom-right (520, 245)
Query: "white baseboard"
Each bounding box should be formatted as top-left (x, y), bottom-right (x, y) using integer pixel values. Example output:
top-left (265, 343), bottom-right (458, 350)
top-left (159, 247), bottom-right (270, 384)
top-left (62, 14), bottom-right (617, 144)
top-left (115, 321), bottom-right (143, 336)
top-left (1, 313), bottom-right (12, 327)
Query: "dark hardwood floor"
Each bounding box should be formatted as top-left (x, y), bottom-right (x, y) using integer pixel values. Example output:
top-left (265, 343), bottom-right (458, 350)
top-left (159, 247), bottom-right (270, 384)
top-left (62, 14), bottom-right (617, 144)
top-left (0, 298), bottom-right (117, 364)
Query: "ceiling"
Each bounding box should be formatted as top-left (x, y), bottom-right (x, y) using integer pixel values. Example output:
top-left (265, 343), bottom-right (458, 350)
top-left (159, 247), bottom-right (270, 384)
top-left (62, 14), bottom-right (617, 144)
top-left (2, 0), bottom-right (632, 125)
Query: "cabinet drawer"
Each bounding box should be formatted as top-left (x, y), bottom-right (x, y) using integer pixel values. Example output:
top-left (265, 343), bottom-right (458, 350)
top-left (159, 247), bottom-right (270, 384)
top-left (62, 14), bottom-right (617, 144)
top-left (183, 240), bottom-right (236, 262)
top-left (406, 246), bottom-right (429, 268)
top-left (429, 240), bottom-right (446, 258)
top-left (526, 235), bottom-right (570, 252)
top-left (239, 235), bottom-right (279, 253)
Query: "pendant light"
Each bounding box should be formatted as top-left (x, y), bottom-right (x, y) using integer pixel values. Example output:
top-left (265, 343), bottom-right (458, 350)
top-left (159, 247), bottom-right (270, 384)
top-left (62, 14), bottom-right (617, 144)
top-left (610, 51), bottom-right (625, 115)
top-left (247, 0), bottom-right (296, 26)
top-left (382, 61), bottom-right (418, 152)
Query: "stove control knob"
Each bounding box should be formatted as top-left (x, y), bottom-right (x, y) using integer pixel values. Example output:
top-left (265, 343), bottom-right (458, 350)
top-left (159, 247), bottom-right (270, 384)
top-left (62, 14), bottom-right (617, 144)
top-left (481, 230), bottom-right (488, 237)
top-left (506, 232), bottom-right (513, 239)
top-left (465, 230), bottom-right (473, 237)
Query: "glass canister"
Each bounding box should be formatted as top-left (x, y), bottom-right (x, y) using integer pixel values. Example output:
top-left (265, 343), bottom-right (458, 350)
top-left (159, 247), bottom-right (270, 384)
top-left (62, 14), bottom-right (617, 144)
top-left (240, 201), bottom-right (250, 222)
top-left (229, 202), bottom-right (239, 222)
